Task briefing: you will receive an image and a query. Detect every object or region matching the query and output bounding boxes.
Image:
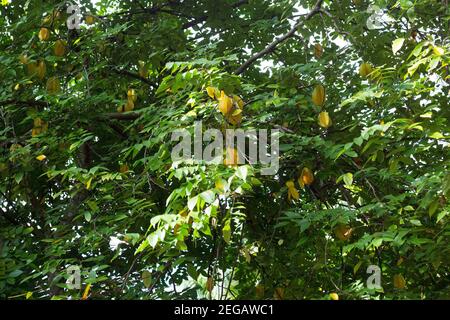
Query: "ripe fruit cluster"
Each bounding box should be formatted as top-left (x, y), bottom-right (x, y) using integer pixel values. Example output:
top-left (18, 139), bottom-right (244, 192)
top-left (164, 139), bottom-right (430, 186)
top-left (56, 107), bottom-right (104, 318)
top-left (117, 89), bottom-right (137, 112)
top-left (206, 86), bottom-right (245, 126)
top-left (311, 83), bottom-right (332, 129)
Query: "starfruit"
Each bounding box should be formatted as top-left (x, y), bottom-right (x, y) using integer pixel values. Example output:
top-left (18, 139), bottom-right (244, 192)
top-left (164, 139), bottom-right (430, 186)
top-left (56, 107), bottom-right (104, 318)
top-left (334, 224), bottom-right (352, 241)
top-left (299, 167), bottom-right (314, 187)
top-left (233, 95), bottom-right (245, 109)
top-left (329, 293), bottom-right (339, 300)
top-left (286, 180), bottom-right (299, 202)
top-left (314, 43), bottom-right (323, 58)
top-left (36, 60), bottom-right (46, 80)
top-left (223, 147), bottom-right (238, 166)
top-left (318, 111), bottom-right (332, 128)
top-left (359, 62), bottom-right (373, 77)
top-left (38, 27), bottom-right (50, 41)
top-left (393, 274), bottom-right (406, 289)
top-left (19, 54), bottom-right (28, 65)
top-left (226, 108), bottom-right (242, 126)
top-left (218, 91), bottom-right (233, 115)
top-left (127, 89), bottom-right (137, 102)
top-left (138, 60), bottom-right (148, 78)
top-left (54, 40), bottom-right (66, 57)
top-left (206, 87), bottom-right (217, 99)
top-left (85, 15), bottom-right (95, 25)
top-left (312, 84), bottom-right (326, 106)
top-left (46, 77), bottom-right (60, 94)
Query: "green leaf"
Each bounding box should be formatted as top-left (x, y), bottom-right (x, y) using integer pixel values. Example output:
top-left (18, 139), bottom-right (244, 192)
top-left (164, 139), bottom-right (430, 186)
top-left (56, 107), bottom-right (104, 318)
top-left (142, 271), bottom-right (152, 288)
top-left (222, 220), bottom-right (231, 244)
top-left (392, 38), bottom-right (405, 54)
top-left (84, 212), bottom-right (92, 222)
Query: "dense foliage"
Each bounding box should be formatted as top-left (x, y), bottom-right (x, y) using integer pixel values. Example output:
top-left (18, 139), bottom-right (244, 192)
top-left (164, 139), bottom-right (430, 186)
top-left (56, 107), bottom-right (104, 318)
top-left (0, 0), bottom-right (449, 300)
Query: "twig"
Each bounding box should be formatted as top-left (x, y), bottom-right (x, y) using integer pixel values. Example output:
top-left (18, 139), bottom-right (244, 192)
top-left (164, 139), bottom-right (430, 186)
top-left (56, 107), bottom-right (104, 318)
top-left (234, 0), bottom-right (324, 75)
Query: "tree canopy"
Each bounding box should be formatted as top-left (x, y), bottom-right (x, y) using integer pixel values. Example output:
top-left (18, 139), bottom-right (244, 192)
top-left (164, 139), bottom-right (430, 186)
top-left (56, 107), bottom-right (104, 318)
top-left (0, 0), bottom-right (449, 300)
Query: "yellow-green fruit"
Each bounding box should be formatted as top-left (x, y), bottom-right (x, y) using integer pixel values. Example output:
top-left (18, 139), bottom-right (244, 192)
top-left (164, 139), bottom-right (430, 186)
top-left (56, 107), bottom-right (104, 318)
top-left (38, 27), bottom-right (50, 41)
top-left (233, 95), bottom-right (245, 109)
top-left (359, 62), bottom-right (373, 77)
top-left (273, 288), bottom-right (285, 300)
top-left (226, 109), bottom-right (242, 126)
top-left (36, 61), bottom-right (46, 80)
top-left (334, 224), bottom-right (352, 241)
top-left (27, 61), bottom-right (37, 77)
top-left (312, 84), bottom-right (326, 106)
top-left (124, 99), bottom-right (134, 112)
top-left (19, 54), bottom-right (28, 65)
top-left (255, 285), bottom-right (265, 298)
top-left (329, 293), bottom-right (339, 300)
top-left (54, 40), bottom-right (66, 57)
top-left (218, 91), bottom-right (233, 115)
top-left (318, 111), bottom-right (332, 128)
top-left (299, 167), bottom-right (314, 186)
top-left (393, 274), bottom-right (406, 289)
top-left (85, 15), bottom-right (95, 25)
top-left (138, 60), bottom-right (148, 78)
top-left (116, 99), bottom-right (134, 112)
top-left (314, 43), bottom-right (323, 58)
top-left (127, 89), bottom-right (137, 102)
top-left (224, 147), bottom-right (238, 166)
top-left (46, 77), bottom-right (60, 94)
top-left (206, 87), bottom-right (216, 99)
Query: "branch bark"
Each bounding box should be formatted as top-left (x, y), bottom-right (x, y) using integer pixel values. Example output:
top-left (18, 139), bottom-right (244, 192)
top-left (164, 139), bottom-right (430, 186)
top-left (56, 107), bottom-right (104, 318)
top-left (234, 0), bottom-right (324, 75)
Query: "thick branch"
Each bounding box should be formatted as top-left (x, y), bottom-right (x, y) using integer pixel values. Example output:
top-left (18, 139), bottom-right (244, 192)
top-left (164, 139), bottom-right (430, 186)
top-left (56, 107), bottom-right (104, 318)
top-left (234, 0), bottom-right (324, 75)
top-left (112, 68), bottom-right (157, 87)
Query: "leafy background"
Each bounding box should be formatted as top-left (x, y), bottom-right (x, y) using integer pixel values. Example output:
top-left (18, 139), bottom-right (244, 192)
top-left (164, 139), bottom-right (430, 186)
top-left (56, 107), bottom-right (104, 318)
top-left (0, 0), bottom-right (449, 300)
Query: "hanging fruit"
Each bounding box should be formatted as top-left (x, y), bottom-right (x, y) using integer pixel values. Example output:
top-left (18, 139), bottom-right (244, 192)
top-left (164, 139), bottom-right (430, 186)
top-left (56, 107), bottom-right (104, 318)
top-left (206, 86), bottom-right (217, 99)
top-left (318, 111), bottom-right (332, 128)
top-left (299, 167), bottom-right (314, 187)
top-left (273, 287), bottom-right (285, 300)
top-left (117, 99), bottom-right (134, 112)
top-left (26, 61), bottom-right (37, 77)
top-left (393, 274), bottom-right (406, 289)
top-left (226, 109), bottom-right (242, 125)
top-left (334, 224), bottom-right (352, 241)
top-left (54, 40), bottom-right (66, 57)
top-left (359, 62), bottom-right (373, 77)
top-left (232, 95), bottom-right (245, 109)
top-left (85, 15), bottom-right (95, 25)
top-left (223, 147), bottom-right (238, 166)
top-left (38, 27), bottom-right (50, 41)
top-left (312, 84), bottom-right (326, 106)
top-left (127, 89), bottom-right (137, 102)
top-left (286, 180), bottom-right (300, 202)
top-left (46, 77), bottom-right (60, 94)
top-left (32, 118), bottom-right (48, 137)
top-left (36, 60), bottom-right (46, 80)
top-left (119, 164), bottom-right (129, 173)
top-left (138, 60), bottom-right (148, 78)
top-left (218, 91), bottom-right (233, 115)
top-left (255, 284), bottom-right (265, 298)
top-left (329, 293), bottom-right (339, 300)
top-left (314, 43), bottom-right (323, 58)
top-left (19, 54), bottom-right (28, 65)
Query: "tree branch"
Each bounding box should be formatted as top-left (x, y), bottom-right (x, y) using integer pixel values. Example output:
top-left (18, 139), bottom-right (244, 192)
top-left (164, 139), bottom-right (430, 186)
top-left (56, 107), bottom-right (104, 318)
top-left (112, 68), bottom-right (157, 87)
top-left (234, 0), bottom-right (324, 75)
top-left (182, 0), bottom-right (249, 29)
